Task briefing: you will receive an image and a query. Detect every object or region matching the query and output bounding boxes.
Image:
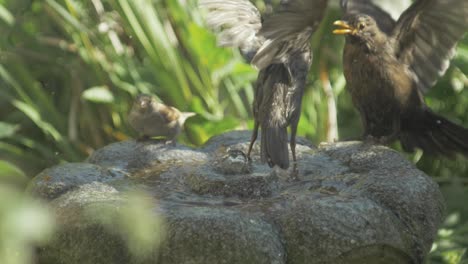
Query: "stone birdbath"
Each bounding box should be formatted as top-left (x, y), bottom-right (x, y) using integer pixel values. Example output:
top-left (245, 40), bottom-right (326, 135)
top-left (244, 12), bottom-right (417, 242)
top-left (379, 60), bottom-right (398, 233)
top-left (29, 131), bottom-right (444, 264)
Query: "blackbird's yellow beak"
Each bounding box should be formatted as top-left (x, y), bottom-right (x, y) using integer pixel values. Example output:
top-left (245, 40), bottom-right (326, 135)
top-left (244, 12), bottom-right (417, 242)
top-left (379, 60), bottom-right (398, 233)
top-left (333, 20), bottom-right (354, 35)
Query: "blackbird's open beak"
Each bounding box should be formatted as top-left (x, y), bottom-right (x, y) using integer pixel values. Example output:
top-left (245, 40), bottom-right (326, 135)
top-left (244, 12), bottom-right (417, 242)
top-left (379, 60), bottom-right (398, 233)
top-left (333, 20), bottom-right (354, 35)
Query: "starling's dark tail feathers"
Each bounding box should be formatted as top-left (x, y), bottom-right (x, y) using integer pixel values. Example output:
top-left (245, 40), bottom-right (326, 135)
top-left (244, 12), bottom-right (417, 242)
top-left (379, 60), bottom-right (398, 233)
top-left (400, 109), bottom-right (468, 157)
top-left (261, 123), bottom-right (289, 169)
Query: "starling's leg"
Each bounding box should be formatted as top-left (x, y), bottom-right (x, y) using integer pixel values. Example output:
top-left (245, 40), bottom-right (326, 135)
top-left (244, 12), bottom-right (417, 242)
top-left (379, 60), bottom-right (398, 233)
top-left (290, 118), bottom-right (300, 165)
top-left (290, 133), bottom-right (297, 164)
top-left (247, 120), bottom-right (260, 160)
top-left (288, 118), bottom-right (300, 180)
top-left (290, 161), bottom-right (299, 180)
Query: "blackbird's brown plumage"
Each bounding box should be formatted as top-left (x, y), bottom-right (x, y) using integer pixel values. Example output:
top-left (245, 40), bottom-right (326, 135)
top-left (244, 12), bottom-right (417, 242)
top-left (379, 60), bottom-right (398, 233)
top-left (334, 0), bottom-right (468, 157)
top-left (200, 0), bottom-right (328, 169)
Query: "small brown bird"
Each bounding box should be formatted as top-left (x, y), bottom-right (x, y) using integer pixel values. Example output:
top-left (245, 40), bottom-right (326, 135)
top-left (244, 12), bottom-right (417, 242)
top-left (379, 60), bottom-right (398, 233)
top-left (200, 0), bottom-right (328, 169)
top-left (128, 94), bottom-right (195, 143)
top-left (334, 0), bottom-right (468, 156)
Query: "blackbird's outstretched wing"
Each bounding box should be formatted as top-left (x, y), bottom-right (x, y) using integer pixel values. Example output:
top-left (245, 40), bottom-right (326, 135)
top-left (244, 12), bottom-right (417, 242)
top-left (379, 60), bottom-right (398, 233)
top-left (340, 0), bottom-right (395, 34)
top-left (252, 0), bottom-right (328, 69)
top-left (199, 0), bottom-right (263, 63)
top-left (391, 0), bottom-right (468, 92)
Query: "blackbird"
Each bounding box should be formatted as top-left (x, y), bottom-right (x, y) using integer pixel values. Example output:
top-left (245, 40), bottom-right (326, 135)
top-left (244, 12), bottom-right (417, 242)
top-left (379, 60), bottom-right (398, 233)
top-left (334, 0), bottom-right (468, 156)
top-left (128, 94), bottom-right (196, 143)
top-left (200, 0), bottom-right (328, 169)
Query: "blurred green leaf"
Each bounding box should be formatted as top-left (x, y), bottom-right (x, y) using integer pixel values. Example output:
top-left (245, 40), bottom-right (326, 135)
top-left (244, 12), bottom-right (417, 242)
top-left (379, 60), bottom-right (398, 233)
top-left (0, 122), bottom-right (18, 139)
top-left (0, 4), bottom-right (14, 25)
top-left (82, 86), bottom-right (115, 103)
top-left (0, 185), bottom-right (54, 264)
top-left (442, 249), bottom-right (466, 264)
top-left (11, 100), bottom-right (62, 142)
top-left (0, 160), bottom-right (28, 187)
top-left (0, 160), bottom-right (26, 179)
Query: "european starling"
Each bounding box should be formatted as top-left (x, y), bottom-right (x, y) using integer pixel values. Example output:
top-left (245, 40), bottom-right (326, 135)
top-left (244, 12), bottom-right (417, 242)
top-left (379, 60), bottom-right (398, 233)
top-left (200, 0), bottom-right (328, 169)
top-left (333, 0), bottom-right (468, 157)
top-left (128, 94), bottom-right (196, 143)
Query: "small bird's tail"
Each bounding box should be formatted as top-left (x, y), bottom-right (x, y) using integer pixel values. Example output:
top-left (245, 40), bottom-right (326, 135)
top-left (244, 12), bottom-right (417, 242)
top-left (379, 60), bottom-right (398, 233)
top-left (261, 121), bottom-right (289, 169)
top-left (180, 112), bottom-right (196, 124)
top-left (400, 108), bottom-right (468, 157)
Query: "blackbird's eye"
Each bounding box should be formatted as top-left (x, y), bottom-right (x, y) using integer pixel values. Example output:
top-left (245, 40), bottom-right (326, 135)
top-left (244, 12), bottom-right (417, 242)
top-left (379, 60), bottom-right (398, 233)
top-left (358, 23), bottom-right (365, 30)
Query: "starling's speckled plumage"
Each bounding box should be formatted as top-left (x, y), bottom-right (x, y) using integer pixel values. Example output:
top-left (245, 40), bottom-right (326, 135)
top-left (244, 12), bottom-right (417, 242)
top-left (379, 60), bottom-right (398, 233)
top-left (200, 0), bottom-right (328, 169)
top-left (335, 0), bottom-right (468, 156)
top-left (128, 94), bottom-right (195, 143)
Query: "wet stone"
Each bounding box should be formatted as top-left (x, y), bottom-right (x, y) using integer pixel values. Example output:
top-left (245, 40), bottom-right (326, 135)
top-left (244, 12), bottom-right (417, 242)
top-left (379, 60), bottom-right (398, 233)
top-left (29, 131), bottom-right (445, 264)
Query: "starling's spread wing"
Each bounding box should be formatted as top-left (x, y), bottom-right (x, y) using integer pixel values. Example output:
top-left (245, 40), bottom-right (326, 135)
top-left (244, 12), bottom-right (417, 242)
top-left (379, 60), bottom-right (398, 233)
top-left (340, 0), bottom-right (395, 34)
top-left (391, 0), bottom-right (468, 92)
top-left (201, 0), bottom-right (327, 69)
top-left (199, 0), bottom-right (262, 62)
top-left (252, 0), bottom-right (327, 69)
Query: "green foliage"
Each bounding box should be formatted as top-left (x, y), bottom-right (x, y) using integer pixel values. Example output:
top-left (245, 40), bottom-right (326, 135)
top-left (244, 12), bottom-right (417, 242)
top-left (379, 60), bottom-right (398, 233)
top-left (0, 1), bottom-right (467, 263)
top-left (0, 0), bottom-right (258, 175)
top-left (0, 160), bottom-right (28, 187)
top-left (0, 184), bottom-right (54, 264)
top-left (431, 212), bottom-right (468, 264)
